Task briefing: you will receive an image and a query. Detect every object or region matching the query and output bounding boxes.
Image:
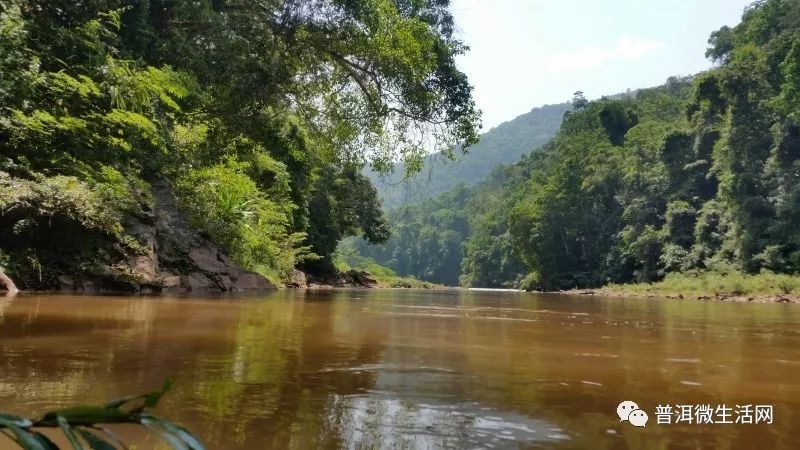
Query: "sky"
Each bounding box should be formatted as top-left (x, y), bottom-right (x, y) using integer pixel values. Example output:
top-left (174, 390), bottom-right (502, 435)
top-left (451, 0), bottom-right (754, 129)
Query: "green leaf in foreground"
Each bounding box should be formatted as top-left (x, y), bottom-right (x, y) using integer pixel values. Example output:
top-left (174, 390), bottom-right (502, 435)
top-left (42, 407), bottom-right (130, 425)
top-left (145, 416), bottom-right (204, 450)
top-left (88, 426), bottom-right (126, 449)
top-left (30, 432), bottom-right (59, 450)
top-left (56, 416), bottom-right (84, 450)
top-left (5, 425), bottom-right (48, 450)
top-left (140, 416), bottom-right (189, 450)
top-left (1, 381), bottom-right (205, 449)
top-left (75, 429), bottom-right (116, 450)
top-left (0, 413), bottom-right (34, 428)
top-left (103, 394), bottom-right (145, 410)
top-left (144, 378), bottom-right (173, 408)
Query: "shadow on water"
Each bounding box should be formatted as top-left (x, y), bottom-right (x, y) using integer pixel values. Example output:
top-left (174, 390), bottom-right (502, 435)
top-left (1, 289), bottom-right (799, 448)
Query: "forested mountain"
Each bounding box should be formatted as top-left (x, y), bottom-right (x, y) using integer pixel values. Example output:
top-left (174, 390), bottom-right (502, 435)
top-left (347, 78), bottom-right (693, 287)
top-left (367, 102), bottom-right (570, 208)
top-left (0, 0), bottom-right (479, 291)
top-left (352, 0), bottom-right (800, 289)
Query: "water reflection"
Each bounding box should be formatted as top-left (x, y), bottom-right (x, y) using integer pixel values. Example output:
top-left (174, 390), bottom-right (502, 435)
top-left (0, 290), bottom-right (799, 449)
top-left (325, 394), bottom-right (569, 448)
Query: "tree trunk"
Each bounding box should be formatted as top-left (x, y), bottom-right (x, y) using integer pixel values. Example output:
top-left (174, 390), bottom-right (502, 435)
top-left (0, 269), bottom-right (19, 294)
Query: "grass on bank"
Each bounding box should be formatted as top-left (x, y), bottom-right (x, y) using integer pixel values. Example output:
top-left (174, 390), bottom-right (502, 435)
top-left (602, 268), bottom-right (800, 297)
top-left (333, 252), bottom-right (443, 289)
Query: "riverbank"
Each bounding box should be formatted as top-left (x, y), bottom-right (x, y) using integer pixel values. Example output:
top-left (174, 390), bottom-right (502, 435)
top-left (0, 268), bottom-right (446, 295)
top-left (303, 269), bottom-right (445, 290)
top-left (329, 257), bottom-right (445, 289)
top-left (558, 271), bottom-right (800, 303)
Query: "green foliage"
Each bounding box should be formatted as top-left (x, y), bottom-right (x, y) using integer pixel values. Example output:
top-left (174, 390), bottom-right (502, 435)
top-left (354, 0), bottom-right (800, 292)
top-left (334, 250), bottom-right (440, 288)
top-left (349, 156), bottom-right (533, 288)
top-left (606, 269), bottom-right (800, 297)
top-left (1, 0), bottom-right (478, 286)
top-left (174, 161), bottom-right (315, 282)
top-left (353, 82), bottom-right (700, 289)
top-left (518, 272), bottom-right (543, 292)
top-left (346, 184), bottom-right (470, 285)
top-left (0, 381), bottom-right (205, 450)
top-left (507, 0), bottom-right (800, 289)
top-left (305, 166), bottom-right (390, 272)
top-left (0, 171), bottom-right (127, 236)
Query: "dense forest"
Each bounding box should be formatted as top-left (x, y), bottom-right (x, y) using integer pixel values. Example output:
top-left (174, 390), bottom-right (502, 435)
top-left (0, 0), bottom-right (480, 291)
top-left (352, 0), bottom-right (800, 290)
top-left (4, 0), bottom-right (800, 294)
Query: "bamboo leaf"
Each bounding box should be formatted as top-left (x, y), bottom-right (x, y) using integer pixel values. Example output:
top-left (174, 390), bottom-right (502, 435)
top-left (76, 428), bottom-right (116, 450)
top-left (30, 432), bottom-right (59, 450)
top-left (6, 425), bottom-right (47, 450)
top-left (57, 415), bottom-right (85, 450)
top-left (0, 413), bottom-right (33, 428)
top-left (103, 395), bottom-right (145, 410)
top-left (140, 416), bottom-right (189, 450)
top-left (42, 407), bottom-right (130, 425)
top-left (144, 378), bottom-right (172, 408)
top-left (90, 426), bottom-right (128, 450)
top-left (140, 416), bottom-right (204, 450)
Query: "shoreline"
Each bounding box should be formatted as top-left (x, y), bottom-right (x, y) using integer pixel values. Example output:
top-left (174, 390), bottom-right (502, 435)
top-left (552, 288), bottom-right (799, 304)
top-left (0, 281), bottom-right (457, 297)
top-left (6, 281), bottom-right (798, 303)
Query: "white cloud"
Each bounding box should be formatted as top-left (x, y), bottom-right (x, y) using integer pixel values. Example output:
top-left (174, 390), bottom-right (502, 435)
top-left (542, 35), bottom-right (664, 73)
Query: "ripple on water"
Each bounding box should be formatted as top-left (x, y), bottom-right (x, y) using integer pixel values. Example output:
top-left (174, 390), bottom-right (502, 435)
top-left (324, 393), bottom-right (571, 448)
top-left (666, 358), bottom-right (701, 363)
top-left (318, 363), bottom-right (456, 374)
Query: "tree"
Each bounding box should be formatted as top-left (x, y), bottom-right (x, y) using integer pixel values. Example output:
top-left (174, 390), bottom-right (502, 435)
top-left (0, 0), bottom-right (481, 286)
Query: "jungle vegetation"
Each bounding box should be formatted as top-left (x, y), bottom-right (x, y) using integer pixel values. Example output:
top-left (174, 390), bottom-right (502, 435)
top-left (0, 0), bottom-right (480, 287)
top-left (352, 0), bottom-right (800, 291)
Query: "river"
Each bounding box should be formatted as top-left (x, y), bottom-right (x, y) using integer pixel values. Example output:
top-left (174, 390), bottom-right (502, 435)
top-left (0, 290), bottom-right (798, 449)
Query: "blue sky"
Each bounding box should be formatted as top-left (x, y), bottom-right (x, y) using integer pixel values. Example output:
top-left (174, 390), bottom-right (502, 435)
top-left (451, 0), bottom-right (754, 129)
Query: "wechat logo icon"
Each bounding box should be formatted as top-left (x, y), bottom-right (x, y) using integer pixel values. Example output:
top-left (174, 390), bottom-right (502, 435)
top-left (617, 400), bottom-right (648, 427)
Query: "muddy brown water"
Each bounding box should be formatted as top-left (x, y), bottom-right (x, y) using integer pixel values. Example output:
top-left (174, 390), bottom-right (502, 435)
top-left (1, 290), bottom-right (799, 449)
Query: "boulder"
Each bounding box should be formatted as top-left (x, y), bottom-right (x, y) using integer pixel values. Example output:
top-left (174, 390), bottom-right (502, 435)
top-left (229, 271), bottom-right (274, 290)
top-left (181, 272), bottom-right (216, 290)
top-left (188, 248), bottom-right (228, 274)
top-left (286, 269), bottom-right (307, 288)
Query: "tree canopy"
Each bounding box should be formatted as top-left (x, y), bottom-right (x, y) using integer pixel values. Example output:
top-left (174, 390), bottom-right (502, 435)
top-left (0, 0), bottom-right (480, 287)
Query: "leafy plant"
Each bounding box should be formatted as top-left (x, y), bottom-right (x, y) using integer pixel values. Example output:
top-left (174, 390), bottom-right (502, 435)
top-left (0, 380), bottom-right (205, 450)
top-left (174, 160), bottom-right (317, 282)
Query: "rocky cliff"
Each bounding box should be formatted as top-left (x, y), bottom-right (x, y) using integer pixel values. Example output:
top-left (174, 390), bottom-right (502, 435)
top-left (0, 178), bottom-right (275, 294)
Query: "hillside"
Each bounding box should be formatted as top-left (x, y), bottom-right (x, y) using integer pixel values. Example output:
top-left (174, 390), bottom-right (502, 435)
top-left (355, 0), bottom-right (800, 292)
top-left (348, 76), bottom-right (703, 287)
top-left (368, 102), bottom-right (570, 209)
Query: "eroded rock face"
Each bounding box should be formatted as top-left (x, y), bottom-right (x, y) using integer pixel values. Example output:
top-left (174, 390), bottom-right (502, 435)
top-left (169, 248), bottom-right (275, 292)
top-left (149, 183), bottom-right (276, 293)
top-left (56, 181), bottom-right (276, 294)
top-left (304, 269), bottom-right (377, 288)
